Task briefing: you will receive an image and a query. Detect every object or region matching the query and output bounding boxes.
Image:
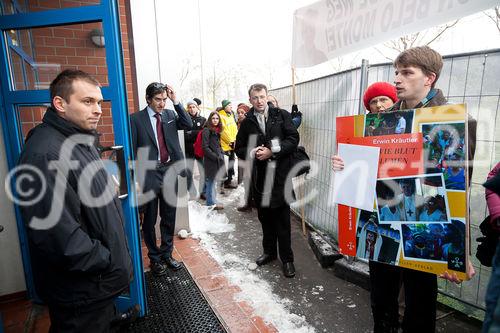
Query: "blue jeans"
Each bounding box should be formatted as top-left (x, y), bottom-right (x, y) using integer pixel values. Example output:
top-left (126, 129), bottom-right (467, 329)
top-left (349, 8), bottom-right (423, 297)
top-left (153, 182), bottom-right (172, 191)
top-left (483, 241), bottom-right (500, 333)
top-left (205, 178), bottom-right (217, 206)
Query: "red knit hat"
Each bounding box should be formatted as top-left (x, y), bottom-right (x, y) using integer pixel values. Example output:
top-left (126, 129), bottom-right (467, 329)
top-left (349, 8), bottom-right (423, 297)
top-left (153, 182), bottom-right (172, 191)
top-left (237, 103), bottom-right (250, 113)
top-left (363, 82), bottom-right (397, 111)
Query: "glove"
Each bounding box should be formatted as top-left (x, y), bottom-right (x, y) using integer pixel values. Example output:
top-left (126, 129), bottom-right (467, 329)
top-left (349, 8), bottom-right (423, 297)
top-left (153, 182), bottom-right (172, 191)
top-left (291, 104), bottom-right (302, 117)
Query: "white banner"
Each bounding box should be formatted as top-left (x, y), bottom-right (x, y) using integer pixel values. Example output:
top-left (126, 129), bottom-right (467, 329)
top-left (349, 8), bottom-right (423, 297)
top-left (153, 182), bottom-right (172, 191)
top-left (292, 0), bottom-right (498, 68)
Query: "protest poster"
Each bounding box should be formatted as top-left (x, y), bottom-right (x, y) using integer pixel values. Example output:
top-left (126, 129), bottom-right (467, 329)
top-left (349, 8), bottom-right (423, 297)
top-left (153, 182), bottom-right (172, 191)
top-left (335, 104), bottom-right (470, 279)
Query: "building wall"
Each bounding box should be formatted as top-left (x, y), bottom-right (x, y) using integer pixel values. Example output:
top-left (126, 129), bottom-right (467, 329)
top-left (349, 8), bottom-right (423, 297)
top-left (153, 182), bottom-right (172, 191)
top-left (0, 125), bottom-right (26, 297)
top-left (271, 49), bottom-right (500, 312)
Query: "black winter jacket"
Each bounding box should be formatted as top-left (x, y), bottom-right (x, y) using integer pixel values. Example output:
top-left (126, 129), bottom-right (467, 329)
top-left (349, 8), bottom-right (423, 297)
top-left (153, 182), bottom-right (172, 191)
top-left (235, 106), bottom-right (299, 208)
top-left (184, 114), bottom-right (206, 158)
top-left (17, 108), bottom-right (133, 307)
top-left (202, 127), bottom-right (225, 180)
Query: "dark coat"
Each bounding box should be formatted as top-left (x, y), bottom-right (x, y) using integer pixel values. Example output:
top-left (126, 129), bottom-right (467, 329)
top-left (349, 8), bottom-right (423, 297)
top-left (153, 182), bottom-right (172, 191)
top-left (184, 113), bottom-right (206, 158)
top-left (235, 106), bottom-right (299, 208)
top-left (129, 104), bottom-right (192, 192)
top-left (202, 127), bottom-right (224, 180)
top-left (17, 108), bottom-right (133, 307)
top-left (391, 88), bottom-right (477, 179)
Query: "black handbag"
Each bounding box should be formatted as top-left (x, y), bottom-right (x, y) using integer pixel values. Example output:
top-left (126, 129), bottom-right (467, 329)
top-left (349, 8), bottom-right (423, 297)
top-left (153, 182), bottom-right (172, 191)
top-left (276, 109), bottom-right (310, 177)
top-left (290, 146), bottom-right (310, 177)
top-left (476, 215), bottom-right (499, 267)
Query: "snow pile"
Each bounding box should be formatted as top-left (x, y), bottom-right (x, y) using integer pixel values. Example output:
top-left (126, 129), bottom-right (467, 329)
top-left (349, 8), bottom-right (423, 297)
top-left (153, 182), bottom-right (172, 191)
top-left (218, 183), bottom-right (246, 206)
top-left (198, 235), bottom-right (315, 333)
top-left (186, 186), bottom-right (315, 332)
top-left (187, 201), bottom-right (235, 235)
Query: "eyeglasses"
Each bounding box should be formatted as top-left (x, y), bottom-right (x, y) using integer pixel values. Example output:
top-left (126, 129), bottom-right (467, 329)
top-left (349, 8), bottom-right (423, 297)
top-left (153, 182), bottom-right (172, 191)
top-left (151, 82), bottom-right (165, 89)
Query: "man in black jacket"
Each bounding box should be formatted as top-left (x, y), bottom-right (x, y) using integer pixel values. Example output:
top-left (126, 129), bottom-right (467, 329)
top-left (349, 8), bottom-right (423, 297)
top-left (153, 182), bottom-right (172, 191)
top-left (129, 83), bottom-right (192, 276)
top-left (184, 100), bottom-right (206, 199)
top-left (235, 83), bottom-right (299, 278)
top-left (17, 69), bottom-right (133, 332)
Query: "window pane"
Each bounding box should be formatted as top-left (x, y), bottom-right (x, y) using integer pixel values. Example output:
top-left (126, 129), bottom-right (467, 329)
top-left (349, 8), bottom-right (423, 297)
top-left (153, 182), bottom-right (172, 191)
top-left (0, 1), bottom-right (15, 15)
top-left (24, 60), bottom-right (37, 90)
top-left (7, 21), bottom-right (109, 90)
top-left (2, 0), bottom-right (99, 14)
top-left (10, 50), bottom-right (25, 90)
top-left (7, 29), bottom-right (17, 46)
top-left (18, 29), bottom-right (34, 58)
top-left (17, 102), bottom-right (115, 153)
top-left (32, 0), bottom-right (100, 12)
top-left (17, 105), bottom-right (48, 141)
top-left (16, 101), bottom-right (125, 200)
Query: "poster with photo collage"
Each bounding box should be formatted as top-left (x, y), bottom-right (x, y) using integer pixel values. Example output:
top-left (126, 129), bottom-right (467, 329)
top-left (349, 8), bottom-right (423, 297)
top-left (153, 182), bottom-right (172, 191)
top-left (336, 104), bottom-right (470, 279)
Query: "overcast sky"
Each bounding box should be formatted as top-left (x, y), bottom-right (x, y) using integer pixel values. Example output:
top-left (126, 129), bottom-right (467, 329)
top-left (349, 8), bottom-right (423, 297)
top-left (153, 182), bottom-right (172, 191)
top-left (153, 0), bottom-right (500, 105)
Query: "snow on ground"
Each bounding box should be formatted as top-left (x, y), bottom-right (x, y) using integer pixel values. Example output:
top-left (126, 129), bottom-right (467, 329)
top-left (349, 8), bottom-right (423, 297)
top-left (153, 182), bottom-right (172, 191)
top-left (187, 201), bottom-right (236, 235)
top-left (218, 184), bottom-right (246, 206)
top-left (186, 186), bottom-right (316, 333)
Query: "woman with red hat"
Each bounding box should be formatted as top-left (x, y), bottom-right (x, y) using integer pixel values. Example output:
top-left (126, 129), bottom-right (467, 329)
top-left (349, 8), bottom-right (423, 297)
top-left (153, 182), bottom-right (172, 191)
top-left (362, 81), bottom-right (398, 113)
top-left (331, 81), bottom-right (397, 169)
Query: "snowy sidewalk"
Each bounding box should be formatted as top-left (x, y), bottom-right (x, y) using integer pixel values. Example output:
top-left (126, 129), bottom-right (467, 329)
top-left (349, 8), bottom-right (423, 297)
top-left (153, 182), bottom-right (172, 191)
top-left (179, 186), bottom-right (373, 333)
top-left (178, 185), bottom-right (483, 333)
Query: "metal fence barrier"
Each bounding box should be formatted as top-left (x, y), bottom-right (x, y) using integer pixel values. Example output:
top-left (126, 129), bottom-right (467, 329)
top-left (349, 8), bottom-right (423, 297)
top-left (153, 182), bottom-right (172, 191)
top-left (271, 48), bottom-right (500, 313)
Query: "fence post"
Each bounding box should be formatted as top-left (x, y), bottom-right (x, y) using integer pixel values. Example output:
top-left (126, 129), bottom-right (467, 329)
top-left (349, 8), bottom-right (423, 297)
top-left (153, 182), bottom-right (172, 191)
top-left (358, 59), bottom-right (369, 115)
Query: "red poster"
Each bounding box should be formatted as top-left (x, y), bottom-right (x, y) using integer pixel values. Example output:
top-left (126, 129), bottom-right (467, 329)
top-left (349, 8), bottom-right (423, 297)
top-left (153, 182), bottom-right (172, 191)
top-left (338, 133), bottom-right (424, 178)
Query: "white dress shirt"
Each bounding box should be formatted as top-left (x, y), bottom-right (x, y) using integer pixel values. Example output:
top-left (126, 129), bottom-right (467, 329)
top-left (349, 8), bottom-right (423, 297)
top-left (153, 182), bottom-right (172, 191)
top-left (147, 106), bottom-right (161, 161)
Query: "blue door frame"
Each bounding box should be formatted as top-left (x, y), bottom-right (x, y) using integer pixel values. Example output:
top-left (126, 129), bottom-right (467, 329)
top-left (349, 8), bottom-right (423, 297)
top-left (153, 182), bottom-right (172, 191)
top-left (0, 0), bottom-right (146, 316)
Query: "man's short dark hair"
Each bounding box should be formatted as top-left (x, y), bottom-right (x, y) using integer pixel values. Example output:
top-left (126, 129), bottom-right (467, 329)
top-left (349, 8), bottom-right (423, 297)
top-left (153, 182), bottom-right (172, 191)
top-left (146, 82), bottom-right (166, 100)
top-left (394, 46), bottom-right (443, 88)
top-left (50, 69), bottom-right (100, 107)
top-left (248, 83), bottom-right (268, 96)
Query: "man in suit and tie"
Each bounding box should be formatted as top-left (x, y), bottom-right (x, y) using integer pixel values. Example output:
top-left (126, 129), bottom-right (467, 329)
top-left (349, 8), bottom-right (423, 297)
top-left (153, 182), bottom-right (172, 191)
top-left (130, 82), bottom-right (192, 276)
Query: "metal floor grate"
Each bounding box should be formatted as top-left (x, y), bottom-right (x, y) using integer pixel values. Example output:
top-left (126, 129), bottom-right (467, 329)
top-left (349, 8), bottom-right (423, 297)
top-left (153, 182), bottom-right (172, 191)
top-left (124, 265), bottom-right (226, 333)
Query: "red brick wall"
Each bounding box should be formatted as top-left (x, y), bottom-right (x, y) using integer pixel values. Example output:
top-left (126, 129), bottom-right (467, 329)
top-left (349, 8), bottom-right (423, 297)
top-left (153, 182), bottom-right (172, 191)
top-left (18, 0), bottom-right (137, 151)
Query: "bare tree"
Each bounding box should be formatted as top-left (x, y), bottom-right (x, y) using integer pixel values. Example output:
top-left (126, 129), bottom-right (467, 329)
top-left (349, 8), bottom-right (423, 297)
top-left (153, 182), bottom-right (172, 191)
top-left (375, 20), bottom-right (460, 61)
top-left (178, 58), bottom-right (192, 89)
top-left (484, 6), bottom-right (500, 33)
top-left (206, 59), bottom-right (227, 109)
top-left (262, 62), bottom-right (276, 89)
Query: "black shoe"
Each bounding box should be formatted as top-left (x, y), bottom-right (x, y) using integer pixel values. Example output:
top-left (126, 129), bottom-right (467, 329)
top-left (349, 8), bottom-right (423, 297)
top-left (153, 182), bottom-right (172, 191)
top-left (237, 205), bottom-right (252, 212)
top-left (255, 253), bottom-right (277, 266)
top-left (283, 262), bottom-right (295, 278)
top-left (111, 304), bottom-right (140, 327)
top-left (151, 261), bottom-right (167, 276)
top-left (199, 193), bottom-right (206, 200)
top-left (164, 257), bottom-right (182, 271)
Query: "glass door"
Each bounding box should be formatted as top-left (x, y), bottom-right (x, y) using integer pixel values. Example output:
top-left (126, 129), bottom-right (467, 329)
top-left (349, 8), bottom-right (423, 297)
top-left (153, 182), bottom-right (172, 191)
top-left (0, 0), bottom-right (146, 316)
